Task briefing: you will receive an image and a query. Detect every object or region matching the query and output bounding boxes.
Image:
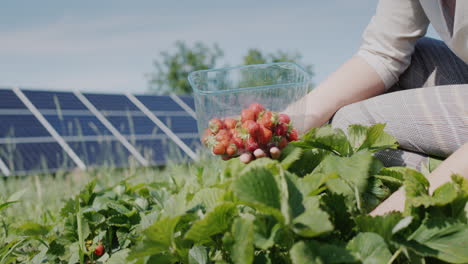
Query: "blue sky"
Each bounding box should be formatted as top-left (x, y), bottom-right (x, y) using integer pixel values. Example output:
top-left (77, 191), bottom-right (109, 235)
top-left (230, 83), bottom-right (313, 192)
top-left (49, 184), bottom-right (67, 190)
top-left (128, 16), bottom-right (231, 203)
top-left (0, 0), bottom-right (439, 94)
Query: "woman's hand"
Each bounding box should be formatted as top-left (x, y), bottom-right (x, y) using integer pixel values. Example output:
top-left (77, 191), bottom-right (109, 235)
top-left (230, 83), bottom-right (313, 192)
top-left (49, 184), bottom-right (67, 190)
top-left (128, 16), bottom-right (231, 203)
top-left (370, 142), bottom-right (468, 216)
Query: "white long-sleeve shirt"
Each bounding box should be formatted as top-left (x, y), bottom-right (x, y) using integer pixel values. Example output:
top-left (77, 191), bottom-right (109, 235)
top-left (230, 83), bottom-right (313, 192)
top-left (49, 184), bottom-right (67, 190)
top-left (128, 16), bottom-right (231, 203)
top-left (357, 0), bottom-right (467, 89)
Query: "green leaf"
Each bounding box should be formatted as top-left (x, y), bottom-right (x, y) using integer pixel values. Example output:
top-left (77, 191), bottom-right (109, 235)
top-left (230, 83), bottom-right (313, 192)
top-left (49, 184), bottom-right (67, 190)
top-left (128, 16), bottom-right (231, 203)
top-left (346, 232), bottom-right (392, 264)
top-left (230, 216), bottom-right (254, 264)
top-left (17, 222), bottom-right (51, 237)
top-left (107, 249), bottom-right (130, 264)
top-left (409, 217), bottom-right (468, 263)
top-left (290, 241), bottom-right (324, 264)
top-left (188, 187), bottom-right (226, 211)
top-left (287, 149), bottom-right (329, 176)
top-left (107, 214), bottom-right (130, 227)
top-left (231, 167), bottom-right (284, 223)
top-left (280, 145), bottom-right (303, 169)
top-left (292, 196), bottom-right (333, 238)
top-left (355, 213), bottom-right (403, 243)
top-left (185, 202), bottom-right (237, 243)
top-left (428, 157), bottom-right (443, 172)
top-left (356, 123), bottom-right (398, 152)
top-left (347, 124), bottom-right (369, 150)
top-left (128, 216), bottom-right (181, 260)
top-left (79, 179), bottom-right (96, 205)
top-left (188, 245), bottom-right (208, 264)
top-left (295, 126), bottom-right (352, 156)
top-left (320, 151), bottom-right (373, 200)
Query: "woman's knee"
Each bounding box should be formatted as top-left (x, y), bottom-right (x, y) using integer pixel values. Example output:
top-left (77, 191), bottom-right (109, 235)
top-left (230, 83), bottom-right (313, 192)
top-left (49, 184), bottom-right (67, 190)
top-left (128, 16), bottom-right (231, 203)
top-left (331, 102), bottom-right (374, 133)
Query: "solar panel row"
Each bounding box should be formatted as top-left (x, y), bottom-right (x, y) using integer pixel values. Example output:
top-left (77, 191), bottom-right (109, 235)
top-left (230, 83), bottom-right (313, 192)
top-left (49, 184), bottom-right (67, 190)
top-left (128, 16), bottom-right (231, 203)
top-left (0, 88), bottom-right (199, 176)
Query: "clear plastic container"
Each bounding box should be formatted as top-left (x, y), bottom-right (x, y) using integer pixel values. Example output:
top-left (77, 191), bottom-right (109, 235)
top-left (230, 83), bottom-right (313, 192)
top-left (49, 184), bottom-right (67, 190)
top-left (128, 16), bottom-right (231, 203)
top-left (188, 62), bottom-right (312, 141)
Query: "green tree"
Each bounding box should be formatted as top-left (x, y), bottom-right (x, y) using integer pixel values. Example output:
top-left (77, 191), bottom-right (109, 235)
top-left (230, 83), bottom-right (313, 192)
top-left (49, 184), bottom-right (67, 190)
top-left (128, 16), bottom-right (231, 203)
top-left (243, 49), bottom-right (313, 76)
top-left (147, 41), bottom-right (223, 95)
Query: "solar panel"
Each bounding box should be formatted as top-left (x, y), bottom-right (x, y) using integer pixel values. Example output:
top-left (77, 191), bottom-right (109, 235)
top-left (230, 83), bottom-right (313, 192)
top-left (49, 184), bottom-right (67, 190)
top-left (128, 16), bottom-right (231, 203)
top-left (0, 142), bottom-right (75, 175)
top-left (0, 89), bottom-right (27, 109)
top-left (67, 140), bottom-right (132, 167)
top-left (159, 116), bottom-right (198, 134)
top-left (0, 88), bottom-right (200, 176)
top-left (177, 95), bottom-right (196, 111)
top-left (136, 95), bottom-right (185, 112)
top-left (84, 93), bottom-right (139, 111)
top-left (23, 90), bottom-right (88, 110)
top-left (44, 115), bottom-right (113, 137)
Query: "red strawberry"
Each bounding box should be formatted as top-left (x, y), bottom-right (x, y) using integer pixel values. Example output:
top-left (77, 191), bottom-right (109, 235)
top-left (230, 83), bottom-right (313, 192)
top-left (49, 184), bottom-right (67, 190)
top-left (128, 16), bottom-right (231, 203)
top-left (258, 124), bottom-right (272, 146)
top-left (215, 129), bottom-right (231, 142)
top-left (94, 244), bottom-right (104, 256)
top-left (258, 111), bottom-right (277, 129)
top-left (288, 128), bottom-right (299, 141)
top-left (248, 103), bottom-right (265, 119)
top-left (241, 109), bottom-right (256, 122)
top-left (224, 118), bottom-right (238, 129)
top-left (242, 120), bottom-right (260, 137)
top-left (245, 137), bottom-right (259, 151)
top-left (274, 123), bottom-right (289, 137)
top-left (222, 156), bottom-right (232, 161)
top-left (226, 144), bottom-right (237, 156)
top-left (231, 130), bottom-right (244, 149)
top-left (278, 113), bottom-right (290, 124)
top-left (212, 142), bottom-right (226, 155)
top-left (278, 137), bottom-right (288, 149)
top-left (209, 118), bottom-right (224, 133)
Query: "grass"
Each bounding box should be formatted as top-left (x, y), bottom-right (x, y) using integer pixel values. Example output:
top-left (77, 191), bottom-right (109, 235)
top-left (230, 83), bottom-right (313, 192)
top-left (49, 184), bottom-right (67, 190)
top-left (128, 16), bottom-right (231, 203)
top-left (0, 161), bottom-right (210, 225)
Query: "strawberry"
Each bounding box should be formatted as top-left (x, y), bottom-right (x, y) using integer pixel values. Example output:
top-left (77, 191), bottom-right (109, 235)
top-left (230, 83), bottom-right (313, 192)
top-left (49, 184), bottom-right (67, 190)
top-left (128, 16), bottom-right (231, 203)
top-left (278, 137), bottom-right (288, 149)
top-left (222, 156), bottom-right (232, 161)
top-left (245, 136), bottom-right (259, 151)
top-left (258, 111), bottom-right (277, 129)
top-left (94, 244), bottom-right (104, 256)
top-left (226, 144), bottom-right (237, 156)
top-left (241, 109), bottom-right (256, 122)
top-left (215, 129), bottom-right (231, 142)
top-left (278, 113), bottom-right (290, 124)
top-left (242, 120), bottom-right (260, 137)
top-left (274, 123), bottom-right (289, 137)
top-left (224, 118), bottom-right (238, 129)
top-left (288, 128), bottom-right (299, 141)
top-left (209, 118), bottom-right (224, 133)
top-left (258, 124), bottom-right (272, 146)
top-left (231, 130), bottom-right (244, 149)
top-left (212, 142), bottom-right (226, 155)
top-left (248, 103), bottom-right (265, 119)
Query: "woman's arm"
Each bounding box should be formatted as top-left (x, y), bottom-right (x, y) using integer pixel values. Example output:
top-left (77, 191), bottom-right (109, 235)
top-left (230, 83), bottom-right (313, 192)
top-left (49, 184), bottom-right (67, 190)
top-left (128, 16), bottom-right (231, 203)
top-left (370, 142), bottom-right (468, 216)
top-left (301, 55), bottom-right (385, 131)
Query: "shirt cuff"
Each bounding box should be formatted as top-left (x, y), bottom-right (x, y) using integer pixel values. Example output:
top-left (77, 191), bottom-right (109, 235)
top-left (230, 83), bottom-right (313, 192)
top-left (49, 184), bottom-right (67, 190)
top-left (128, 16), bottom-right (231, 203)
top-left (356, 49), bottom-right (398, 90)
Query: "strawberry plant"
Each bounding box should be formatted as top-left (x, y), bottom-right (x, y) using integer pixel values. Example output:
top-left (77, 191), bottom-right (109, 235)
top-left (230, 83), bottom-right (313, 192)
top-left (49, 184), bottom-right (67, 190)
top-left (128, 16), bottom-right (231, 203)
top-left (0, 124), bottom-right (467, 263)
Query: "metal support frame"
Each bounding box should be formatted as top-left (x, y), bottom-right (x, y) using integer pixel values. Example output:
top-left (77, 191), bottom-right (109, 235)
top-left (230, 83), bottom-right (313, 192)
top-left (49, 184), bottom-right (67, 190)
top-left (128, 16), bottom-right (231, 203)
top-left (73, 90), bottom-right (149, 166)
top-left (13, 87), bottom-right (87, 170)
top-left (169, 93), bottom-right (197, 120)
top-left (0, 157), bottom-right (11, 176)
top-left (126, 93), bottom-right (198, 162)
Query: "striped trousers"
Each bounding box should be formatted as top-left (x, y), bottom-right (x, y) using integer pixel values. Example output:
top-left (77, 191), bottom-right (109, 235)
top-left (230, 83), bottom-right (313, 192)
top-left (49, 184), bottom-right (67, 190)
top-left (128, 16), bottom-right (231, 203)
top-left (331, 37), bottom-right (468, 170)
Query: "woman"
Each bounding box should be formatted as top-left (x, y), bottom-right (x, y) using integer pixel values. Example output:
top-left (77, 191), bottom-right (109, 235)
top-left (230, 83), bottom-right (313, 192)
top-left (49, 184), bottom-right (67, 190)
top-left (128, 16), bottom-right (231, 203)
top-left (308, 0), bottom-right (468, 215)
top-left (246, 0), bottom-right (468, 215)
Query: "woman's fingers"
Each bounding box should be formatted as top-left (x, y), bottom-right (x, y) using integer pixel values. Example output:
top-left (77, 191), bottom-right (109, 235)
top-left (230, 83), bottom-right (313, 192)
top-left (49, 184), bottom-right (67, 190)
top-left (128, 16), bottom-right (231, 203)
top-left (238, 147), bottom-right (281, 164)
top-left (253, 149), bottom-right (266, 158)
top-left (239, 153), bottom-right (253, 164)
top-left (270, 147), bottom-right (281, 160)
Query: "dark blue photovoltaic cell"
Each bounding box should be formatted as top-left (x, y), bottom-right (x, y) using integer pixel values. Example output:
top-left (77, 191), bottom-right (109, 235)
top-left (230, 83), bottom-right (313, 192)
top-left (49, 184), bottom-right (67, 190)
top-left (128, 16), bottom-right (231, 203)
top-left (0, 142), bottom-right (75, 174)
top-left (134, 139), bottom-right (166, 165)
top-left (23, 90), bottom-right (87, 110)
top-left (181, 137), bottom-right (201, 150)
top-left (84, 93), bottom-right (139, 111)
top-left (159, 116), bottom-right (198, 133)
top-left (0, 89), bottom-right (26, 109)
top-left (44, 115), bottom-right (112, 136)
top-left (106, 115), bottom-right (162, 135)
top-left (68, 140), bottom-right (131, 167)
top-left (178, 95), bottom-right (195, 110)
top-left (0, 115), bottom-right (50, 137)
top-left (136, 95), bottom-right (185, 111)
